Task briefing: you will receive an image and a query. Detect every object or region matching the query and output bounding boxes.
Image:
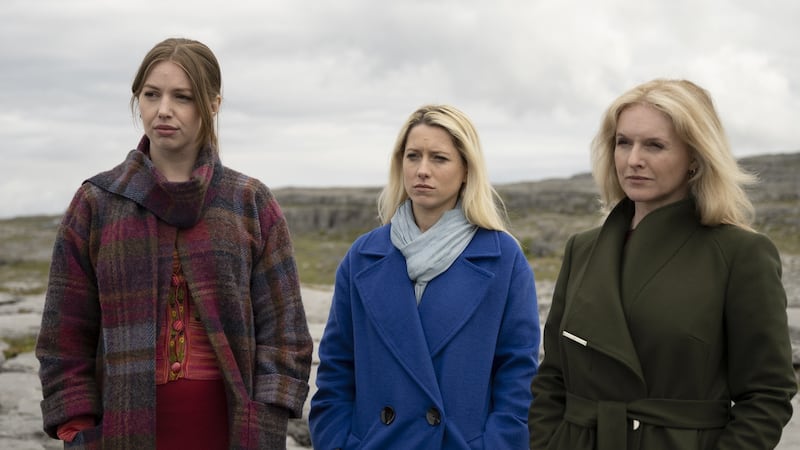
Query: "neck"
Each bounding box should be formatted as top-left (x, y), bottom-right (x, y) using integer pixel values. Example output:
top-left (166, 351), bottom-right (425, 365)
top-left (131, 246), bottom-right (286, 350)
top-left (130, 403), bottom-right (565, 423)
top-left (149, 149), bottom-right (198, 182)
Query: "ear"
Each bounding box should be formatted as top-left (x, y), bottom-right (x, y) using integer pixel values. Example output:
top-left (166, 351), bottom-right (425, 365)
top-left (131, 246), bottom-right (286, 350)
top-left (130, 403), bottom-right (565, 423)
top-left (211, 95), bottom-right (222, 115)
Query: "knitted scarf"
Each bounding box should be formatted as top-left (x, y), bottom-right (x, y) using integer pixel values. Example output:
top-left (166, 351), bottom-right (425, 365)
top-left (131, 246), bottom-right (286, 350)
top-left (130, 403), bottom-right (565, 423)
top-left (390, 200), bottom-right (477, 303)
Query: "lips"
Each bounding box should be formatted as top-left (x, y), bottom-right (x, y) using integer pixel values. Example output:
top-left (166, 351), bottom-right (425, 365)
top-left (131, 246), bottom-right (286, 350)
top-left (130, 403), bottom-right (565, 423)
top-left (154, 125), bottom-right (178, 136)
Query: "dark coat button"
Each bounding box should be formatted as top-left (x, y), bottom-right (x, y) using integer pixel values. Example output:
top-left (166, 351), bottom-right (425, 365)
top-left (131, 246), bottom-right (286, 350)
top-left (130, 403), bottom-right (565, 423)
top-left (426, 407), bottom-right (441, 426)
top-left (380, 406), bottom-right (395, 425)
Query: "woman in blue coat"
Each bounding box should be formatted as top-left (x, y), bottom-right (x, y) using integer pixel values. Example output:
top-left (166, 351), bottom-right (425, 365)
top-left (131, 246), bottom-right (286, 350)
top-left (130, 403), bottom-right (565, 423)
top-left (310, 104), bottom-right (541, 449)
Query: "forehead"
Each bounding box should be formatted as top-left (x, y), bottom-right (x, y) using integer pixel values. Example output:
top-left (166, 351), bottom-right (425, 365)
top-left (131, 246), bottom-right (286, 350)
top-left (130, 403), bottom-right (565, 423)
top-left (144, 60), bottom-right (192, 88)
top-left (616, 104), bottom-right (676, 136)
top-left (405, 123), bottom-right (456, 148)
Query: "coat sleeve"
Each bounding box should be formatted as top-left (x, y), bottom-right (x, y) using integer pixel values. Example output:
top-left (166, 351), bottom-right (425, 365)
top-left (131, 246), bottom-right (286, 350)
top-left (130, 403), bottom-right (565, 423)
top-left (716, 232), bottom-right (797, 448)
top-left (528, 235), bottom-right (576, 449)
top-left (482, 241), bottom-right (541, 448)
top-left (251, 195), bottom-right (313, 419)
top-left (36, 186), bottom-right (103, 439)
top-left (308, 247), bottom-right (357, 449)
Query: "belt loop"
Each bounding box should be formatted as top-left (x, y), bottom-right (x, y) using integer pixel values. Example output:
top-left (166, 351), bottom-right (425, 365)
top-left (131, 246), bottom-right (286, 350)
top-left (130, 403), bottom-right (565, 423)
top-left (597, 401), bottom-right (627, 450)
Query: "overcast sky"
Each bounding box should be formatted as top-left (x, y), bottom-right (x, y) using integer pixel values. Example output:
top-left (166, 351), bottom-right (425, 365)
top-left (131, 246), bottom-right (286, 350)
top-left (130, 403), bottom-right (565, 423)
top-left (1, 0), bottom-right (798, 219)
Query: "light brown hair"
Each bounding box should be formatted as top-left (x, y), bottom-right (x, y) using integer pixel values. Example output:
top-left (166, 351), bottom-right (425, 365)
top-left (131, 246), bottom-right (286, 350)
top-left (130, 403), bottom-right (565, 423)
top-left (130, 38), bottom-right (222, 150)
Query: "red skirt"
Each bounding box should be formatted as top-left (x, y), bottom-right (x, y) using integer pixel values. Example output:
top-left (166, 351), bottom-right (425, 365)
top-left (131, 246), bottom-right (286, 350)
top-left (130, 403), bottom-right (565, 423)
top-left (157, 378), bottom-right (229, 449)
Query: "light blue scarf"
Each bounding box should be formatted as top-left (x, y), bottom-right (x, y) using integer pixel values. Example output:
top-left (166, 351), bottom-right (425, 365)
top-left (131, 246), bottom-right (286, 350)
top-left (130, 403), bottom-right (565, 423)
top-left (390, 200), bottom-right (478, 304)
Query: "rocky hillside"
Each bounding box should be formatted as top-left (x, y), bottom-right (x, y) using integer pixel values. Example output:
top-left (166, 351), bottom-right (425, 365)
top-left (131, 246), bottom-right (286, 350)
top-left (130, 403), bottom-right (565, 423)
top-left (275, 152), bottom-right (800, 272)
top-left (1, 152), bottom-right (797, 294)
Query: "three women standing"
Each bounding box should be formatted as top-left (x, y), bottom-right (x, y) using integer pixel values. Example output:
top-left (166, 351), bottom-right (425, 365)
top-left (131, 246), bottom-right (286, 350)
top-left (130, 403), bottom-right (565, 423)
top-left (35, 37), bottom-right (795, 450)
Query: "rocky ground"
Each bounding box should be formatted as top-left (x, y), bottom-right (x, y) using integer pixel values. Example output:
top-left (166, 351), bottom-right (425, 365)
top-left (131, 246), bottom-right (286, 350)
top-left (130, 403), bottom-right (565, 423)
top-left (3, 266), bottom-right (800, 449)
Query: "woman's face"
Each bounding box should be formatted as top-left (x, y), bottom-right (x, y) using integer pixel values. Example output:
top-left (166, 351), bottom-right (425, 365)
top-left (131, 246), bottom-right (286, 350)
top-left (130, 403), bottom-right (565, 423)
top-left (614, 103), bottom-right (694, 218)
top-left (138, 60), bottom-right (204, 159)
top-left (402, 123), bottom-right (467, 228)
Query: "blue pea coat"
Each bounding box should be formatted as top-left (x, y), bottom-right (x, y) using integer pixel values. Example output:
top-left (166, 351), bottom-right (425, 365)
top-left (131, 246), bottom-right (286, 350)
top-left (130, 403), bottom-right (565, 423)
top-left (310, 225), bottom-right (540, 449)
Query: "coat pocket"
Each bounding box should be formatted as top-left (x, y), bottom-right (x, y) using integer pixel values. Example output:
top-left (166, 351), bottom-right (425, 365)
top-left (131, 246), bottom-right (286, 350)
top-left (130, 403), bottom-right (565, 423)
top-left (243, 399), bottom-right (290, 448)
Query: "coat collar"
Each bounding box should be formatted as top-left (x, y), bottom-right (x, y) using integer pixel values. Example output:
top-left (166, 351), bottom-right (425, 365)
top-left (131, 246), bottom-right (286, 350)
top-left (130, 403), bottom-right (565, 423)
top-left (354, 227), bottom-right (499, 401)
top-left (563, 197), bottom-right (699, 385)
top-left (620, 198), bottom-right (699, 301)
top-left (86, 136), bottom-right (221, 229)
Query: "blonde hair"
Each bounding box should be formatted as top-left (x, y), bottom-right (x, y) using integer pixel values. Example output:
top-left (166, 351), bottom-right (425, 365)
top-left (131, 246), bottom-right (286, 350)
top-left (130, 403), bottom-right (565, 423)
top-left (130, 38), bottom-right (222, 151)
top-left (590, 79), bottom-right (756, 230)
top-left (377, 104), bottom-right (509, 232)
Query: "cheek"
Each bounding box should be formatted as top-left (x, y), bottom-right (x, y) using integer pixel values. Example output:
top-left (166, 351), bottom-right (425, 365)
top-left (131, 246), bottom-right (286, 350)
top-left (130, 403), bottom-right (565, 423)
top-left (456, 168), bottom-right (467, 185)
top-left (613, 159), bottom-right (625, 178)
top-left (613, 151), bottom-right (625, 169)
top-left (138, 104), bottom-right (155, 121)
top-left (401, 164), bottom-right (415, 187)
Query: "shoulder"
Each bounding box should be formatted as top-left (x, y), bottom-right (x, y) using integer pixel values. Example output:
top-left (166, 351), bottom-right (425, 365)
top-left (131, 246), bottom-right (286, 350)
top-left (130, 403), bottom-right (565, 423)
top-left (216, 165), bottom-right (284, 214)
top-left (568, 226), bottom-right (603, 254)
top-left (350, 224), bottom-right (392, 255)
top-left (703, 224), bottom-right (781, 264)
top-left (474, 228), bottom-right (523, 254)
top-left (218, 165), bottom-right (270, 197)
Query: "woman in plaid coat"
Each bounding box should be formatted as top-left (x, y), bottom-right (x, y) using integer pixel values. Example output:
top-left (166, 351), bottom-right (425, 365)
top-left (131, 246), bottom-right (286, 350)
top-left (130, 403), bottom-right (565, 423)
top-left (35, 38), bottom-right (312, 449)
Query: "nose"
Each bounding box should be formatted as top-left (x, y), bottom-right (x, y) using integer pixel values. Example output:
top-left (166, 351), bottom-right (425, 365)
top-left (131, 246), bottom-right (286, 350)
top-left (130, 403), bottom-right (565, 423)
top-left (157, 97), bottom-right (173, 118)
top-left (627, 144), bottom-right (645, 168)
top-left (416, 156), bottom-right (431, 178)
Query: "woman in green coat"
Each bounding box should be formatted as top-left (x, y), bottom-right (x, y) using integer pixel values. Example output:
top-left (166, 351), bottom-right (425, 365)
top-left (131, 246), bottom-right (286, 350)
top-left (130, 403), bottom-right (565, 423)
top-left (529, 79), bottom-right (796, 450)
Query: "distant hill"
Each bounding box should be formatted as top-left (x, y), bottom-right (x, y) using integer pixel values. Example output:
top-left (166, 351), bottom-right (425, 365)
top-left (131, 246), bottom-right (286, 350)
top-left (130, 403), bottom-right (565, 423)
top-left (275, 152), bottom-right (800, 252)
top-left (1, 152), bottom-right (797, 294)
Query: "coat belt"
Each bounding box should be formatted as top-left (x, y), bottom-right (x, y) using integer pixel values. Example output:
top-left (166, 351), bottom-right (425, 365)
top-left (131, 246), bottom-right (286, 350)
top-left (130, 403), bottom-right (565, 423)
top-left (564, 392), bottom-right (730, 450)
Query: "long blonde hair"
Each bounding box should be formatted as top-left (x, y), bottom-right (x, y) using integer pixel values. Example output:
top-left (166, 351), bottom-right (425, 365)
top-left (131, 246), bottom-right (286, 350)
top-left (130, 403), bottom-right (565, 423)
top-left (377, 104), bottom-right (509, 232)
top-left (591, 79), bottom-right (756, 230)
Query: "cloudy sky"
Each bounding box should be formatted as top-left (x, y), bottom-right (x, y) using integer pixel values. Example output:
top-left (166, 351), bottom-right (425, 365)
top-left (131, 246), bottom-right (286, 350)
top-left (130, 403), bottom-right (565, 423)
top-left (1, 0), bottom-right (798, 219)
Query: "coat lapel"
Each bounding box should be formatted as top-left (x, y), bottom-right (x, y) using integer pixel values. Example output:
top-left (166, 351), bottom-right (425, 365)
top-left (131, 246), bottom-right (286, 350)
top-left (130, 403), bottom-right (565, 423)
top-left (620, 199), bottom-right (699, 303)
top-left (354, 229), bottom-right (500, 401)
top-left (563, 200), bottom-right (645, 383)
top-left (355, 249), bottom-right (443, 402)
top-left (418, 231), bottom-right (496, 357)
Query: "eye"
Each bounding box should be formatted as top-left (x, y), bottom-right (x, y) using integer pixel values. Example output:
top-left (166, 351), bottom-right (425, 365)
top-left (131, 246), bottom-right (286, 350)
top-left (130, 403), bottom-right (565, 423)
top-left (404, 150), bottom-right (420, 160)
top-left (615, 136), bottom-right (630, 147)
top-left (647, 141), bottom-right (665, 150)
top-left (176, 94), bottom-right (193, 102)
top-left (142, 90), bottom-right (158, 98)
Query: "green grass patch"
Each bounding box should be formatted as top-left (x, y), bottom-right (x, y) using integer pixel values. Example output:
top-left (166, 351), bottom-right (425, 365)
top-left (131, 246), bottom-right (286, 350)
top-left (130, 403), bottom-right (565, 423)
top-left (764, 228), bottom-right (800, 255)
top-left (2, 334), bottom-right (38, 360)
top-left (0, 260), bottom-right (50, 294)
top-left (292, 234), bottom-right (351, 287)
top-left (529, 256), bottom-right (563, 283)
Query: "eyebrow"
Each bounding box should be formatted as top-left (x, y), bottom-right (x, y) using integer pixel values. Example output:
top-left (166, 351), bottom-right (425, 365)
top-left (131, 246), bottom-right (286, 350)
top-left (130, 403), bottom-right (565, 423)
top-left (142, 83), bottom-right (193, 93)
top-left (615, 132), bottom-right (669, 142)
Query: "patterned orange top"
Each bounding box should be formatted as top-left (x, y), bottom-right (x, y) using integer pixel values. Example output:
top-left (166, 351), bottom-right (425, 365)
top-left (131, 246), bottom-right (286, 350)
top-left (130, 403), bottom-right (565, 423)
top-left (156, 248), bottom-right (222, 384)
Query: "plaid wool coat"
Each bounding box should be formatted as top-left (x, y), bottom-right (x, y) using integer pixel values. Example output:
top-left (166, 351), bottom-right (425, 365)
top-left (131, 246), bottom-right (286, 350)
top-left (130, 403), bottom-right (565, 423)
top-left (36, 137), bottom-right (313, 449)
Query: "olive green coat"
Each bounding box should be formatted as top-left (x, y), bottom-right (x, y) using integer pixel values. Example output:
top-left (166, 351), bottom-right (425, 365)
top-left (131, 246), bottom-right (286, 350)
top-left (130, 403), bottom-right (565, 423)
top-left (529, 198), bottom-right (796, 450)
